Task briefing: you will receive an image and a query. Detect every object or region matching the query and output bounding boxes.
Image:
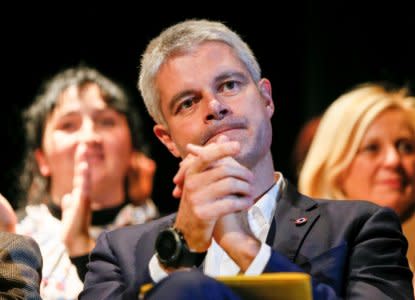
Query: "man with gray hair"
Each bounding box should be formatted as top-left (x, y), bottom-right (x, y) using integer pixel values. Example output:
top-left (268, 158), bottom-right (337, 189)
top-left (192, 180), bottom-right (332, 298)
top-left (81, 19), bottom-right (413, 299)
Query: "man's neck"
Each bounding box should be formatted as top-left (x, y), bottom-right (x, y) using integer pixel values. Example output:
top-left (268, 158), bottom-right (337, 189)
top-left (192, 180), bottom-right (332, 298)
top-left (250, 152), bottom-right (276, 203)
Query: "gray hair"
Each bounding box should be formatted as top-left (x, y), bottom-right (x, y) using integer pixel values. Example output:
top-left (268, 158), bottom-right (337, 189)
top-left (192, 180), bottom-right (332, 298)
top-left (138, 19), bottom-right (261, 125)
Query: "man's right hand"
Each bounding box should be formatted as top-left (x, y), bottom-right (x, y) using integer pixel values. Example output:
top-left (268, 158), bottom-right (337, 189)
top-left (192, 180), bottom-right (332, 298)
top-left (172, 135), bottom-right (254, 252)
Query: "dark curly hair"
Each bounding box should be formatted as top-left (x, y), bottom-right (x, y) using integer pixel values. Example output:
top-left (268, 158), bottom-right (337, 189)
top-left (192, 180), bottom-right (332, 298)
top-left (19, 65), bottom-right (150, 206)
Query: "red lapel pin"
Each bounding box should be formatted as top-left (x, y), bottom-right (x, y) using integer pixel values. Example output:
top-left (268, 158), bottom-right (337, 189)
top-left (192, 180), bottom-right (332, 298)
top-left (295, 217), bottom-right (307, 225)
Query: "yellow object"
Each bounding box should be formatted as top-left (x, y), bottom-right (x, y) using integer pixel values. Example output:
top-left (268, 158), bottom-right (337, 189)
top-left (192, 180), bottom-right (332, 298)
top-left (139, 272), bottom-right (312, 300)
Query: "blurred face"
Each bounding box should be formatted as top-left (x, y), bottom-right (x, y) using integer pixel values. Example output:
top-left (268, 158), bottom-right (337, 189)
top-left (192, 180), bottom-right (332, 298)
top-left (340, 108), bottom-right (415, 218)
top-left (153, 41), bottom-right (274, 169)
top-left (35, 83), bottom-right (133, 199)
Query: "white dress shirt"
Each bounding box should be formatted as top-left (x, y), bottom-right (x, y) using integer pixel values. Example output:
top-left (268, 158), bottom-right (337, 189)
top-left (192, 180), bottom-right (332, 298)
top-left (149, 173), bottom-right (284, 282)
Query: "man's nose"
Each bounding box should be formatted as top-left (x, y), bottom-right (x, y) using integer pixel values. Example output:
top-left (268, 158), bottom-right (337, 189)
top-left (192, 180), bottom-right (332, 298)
top-left (205, 98), bottom-right (230, 121)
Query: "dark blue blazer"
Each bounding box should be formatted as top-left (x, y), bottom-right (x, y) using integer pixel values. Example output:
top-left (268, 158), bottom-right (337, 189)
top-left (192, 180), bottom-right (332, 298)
top-left (81, 181), bottom-right (414, 299)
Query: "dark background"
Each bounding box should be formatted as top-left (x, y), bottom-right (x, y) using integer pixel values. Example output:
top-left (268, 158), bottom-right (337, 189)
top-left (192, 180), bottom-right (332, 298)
top-left (1, 2), bottom-right (414, 214)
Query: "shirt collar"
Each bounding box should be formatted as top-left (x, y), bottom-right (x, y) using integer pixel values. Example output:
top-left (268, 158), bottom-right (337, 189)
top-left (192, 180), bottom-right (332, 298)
top-left (247, 172), bottom-right (284, 238)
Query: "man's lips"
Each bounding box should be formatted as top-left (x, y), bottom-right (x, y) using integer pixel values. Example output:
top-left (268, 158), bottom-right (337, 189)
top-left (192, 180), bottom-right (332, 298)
top-left (200, 118), bottom-right (248, 145)
top-left (206, 128), bottom-right (244, 144)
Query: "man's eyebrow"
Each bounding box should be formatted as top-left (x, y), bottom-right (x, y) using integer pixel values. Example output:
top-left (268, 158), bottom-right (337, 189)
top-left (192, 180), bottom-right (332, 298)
top-left (214, 71), bottom-right (247, 84)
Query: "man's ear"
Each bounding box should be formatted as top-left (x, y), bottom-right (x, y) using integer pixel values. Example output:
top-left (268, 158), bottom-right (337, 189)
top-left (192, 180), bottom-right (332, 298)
top-left (153, 124), bottom-right (181, 158)
top-left (258, 78), bottom-right (274, 118)
top-left (34, 149), bottom-right (51, 176)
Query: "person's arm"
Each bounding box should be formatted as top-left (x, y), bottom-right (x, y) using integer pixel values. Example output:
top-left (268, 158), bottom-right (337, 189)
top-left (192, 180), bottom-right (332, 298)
top-left (61, 143), bottom-right (95, 257)
top-left (61, 143), bottom-right (95, 282)
top-left (80, 224), bottom-right (158, 300)
top-left (264, 206), bottom-right (414, 299)
top-left (0, 193), bottom-right (17, 232)
top-left (80, 231), bottom-right (133, 299)
top-left (0, 232), bottom-right (43, 300)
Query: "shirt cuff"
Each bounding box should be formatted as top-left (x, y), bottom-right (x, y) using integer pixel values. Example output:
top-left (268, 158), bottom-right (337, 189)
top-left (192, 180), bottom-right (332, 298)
top-left (149, 254), bottom-right (169, 283)
top-left (244, 243), bottom-right (271, 275)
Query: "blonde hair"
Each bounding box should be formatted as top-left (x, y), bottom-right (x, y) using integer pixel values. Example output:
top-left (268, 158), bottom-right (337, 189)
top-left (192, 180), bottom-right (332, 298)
top-left (299, 82), bottom-right (415, 199)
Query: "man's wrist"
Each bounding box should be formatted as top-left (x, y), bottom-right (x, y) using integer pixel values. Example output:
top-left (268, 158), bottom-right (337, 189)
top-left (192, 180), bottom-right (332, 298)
top-left (155, 227), bottom-right (206, 268)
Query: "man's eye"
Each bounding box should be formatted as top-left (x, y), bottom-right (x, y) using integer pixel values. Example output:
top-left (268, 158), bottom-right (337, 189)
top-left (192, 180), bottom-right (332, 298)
top-left (176, 99), bottom-right (194, 113)
top-left (222, 81), bottom-right (238, 93)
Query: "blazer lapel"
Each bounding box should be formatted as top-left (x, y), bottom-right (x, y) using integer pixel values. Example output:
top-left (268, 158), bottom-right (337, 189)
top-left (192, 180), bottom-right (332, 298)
top-left (266, 180), bottom-right (320, 262)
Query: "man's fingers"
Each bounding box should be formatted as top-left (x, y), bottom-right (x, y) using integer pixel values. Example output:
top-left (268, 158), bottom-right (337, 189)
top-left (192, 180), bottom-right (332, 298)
top-left (185, 140), bottom-right (240, 176)
top-left (173, 153), bottom-right (196, 185)
top-left (187, 140), bottom-right (240, 161)
top-left (195, 196), bottom-right (254, 220)
top-left (175, 134), bottom-right (239, 188)
top-left (173, 153), bottom-right (197, 198)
